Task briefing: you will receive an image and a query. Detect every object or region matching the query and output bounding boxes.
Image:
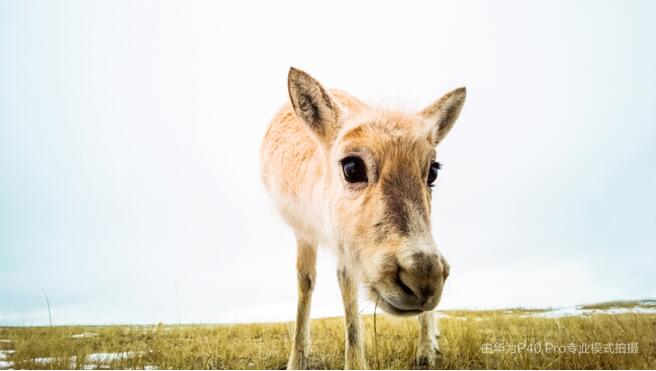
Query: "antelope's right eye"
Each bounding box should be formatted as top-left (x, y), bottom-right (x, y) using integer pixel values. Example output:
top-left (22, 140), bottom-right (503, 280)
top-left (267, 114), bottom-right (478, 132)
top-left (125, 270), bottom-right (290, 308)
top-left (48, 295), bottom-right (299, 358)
top-left (427, 161), bottom-right (441, 186)
top-left (341, 156), bottom-right (368, 183)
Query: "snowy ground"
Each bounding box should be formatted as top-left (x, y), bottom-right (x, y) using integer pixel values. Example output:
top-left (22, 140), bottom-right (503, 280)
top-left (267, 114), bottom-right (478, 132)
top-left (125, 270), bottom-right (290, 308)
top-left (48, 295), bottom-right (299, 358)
top-left (0, 351), bottom-right (157, 370)
top-left (0, 349), bottom-right (15, 369)
top-left (72, 332), bottom-right (98, 339)
top-left (528, 305), bottom-right (656, 318)
top-left (434, 300), bottom-right (656, 320)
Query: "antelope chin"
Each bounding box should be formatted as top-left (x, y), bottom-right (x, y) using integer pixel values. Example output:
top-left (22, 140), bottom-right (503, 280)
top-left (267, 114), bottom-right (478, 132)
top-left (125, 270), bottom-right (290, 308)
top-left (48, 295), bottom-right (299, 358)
top-left (368, 288), bottom-right (424, 317)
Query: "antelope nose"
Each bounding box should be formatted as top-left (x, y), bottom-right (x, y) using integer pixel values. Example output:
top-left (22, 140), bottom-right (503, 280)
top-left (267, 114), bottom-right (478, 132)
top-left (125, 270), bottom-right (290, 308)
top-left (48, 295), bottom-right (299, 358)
top-left (398, 252), bottom-right (445, 305)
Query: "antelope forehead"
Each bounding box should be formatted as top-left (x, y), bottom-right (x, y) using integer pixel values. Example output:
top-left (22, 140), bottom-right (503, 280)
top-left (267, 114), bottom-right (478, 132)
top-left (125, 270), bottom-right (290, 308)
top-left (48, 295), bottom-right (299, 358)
top-left (337, 126), bottom-right (434, 161)
top-left (339, 111), bottom-right (430, 141)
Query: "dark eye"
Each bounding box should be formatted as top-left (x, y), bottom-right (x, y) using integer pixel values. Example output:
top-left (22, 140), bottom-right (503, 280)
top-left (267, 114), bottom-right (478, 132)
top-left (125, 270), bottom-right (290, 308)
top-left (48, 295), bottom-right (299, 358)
top-left (427, 161), bottom-right (441, 186)
top-left (341, 156), bottom-right (368, 183)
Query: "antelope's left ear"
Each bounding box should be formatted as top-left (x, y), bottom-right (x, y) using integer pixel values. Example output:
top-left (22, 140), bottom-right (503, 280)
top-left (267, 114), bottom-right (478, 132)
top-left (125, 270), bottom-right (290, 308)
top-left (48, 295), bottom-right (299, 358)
top-left (420, 87), bottom-right (467, 145)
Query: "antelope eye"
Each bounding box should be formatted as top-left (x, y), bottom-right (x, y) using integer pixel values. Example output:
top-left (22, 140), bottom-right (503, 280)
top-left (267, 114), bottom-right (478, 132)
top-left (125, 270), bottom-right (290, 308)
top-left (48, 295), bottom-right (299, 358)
top-left (427, 161), bottom-right (441, 186)
top-left (341, 156), bottom-right (368, 183)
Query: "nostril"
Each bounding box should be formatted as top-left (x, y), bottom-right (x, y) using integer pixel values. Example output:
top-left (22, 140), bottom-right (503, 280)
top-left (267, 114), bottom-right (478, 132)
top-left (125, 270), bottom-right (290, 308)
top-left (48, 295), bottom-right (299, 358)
top-left (395, 271), bottom-right (416, 297)
top-left (420, 287), bottom-right (434, 303)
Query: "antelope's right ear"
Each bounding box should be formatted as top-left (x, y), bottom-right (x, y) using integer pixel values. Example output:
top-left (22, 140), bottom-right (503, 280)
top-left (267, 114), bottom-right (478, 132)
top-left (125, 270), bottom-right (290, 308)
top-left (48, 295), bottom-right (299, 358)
top-left (420, 87), bottom-right (467, 145)
top-left (288, 67), bottom-right (341, 143)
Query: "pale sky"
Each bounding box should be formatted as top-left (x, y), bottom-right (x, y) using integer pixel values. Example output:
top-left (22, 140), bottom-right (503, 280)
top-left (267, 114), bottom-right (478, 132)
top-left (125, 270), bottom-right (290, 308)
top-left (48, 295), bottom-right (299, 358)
top-left (1, 0), bottom-right (655, 326)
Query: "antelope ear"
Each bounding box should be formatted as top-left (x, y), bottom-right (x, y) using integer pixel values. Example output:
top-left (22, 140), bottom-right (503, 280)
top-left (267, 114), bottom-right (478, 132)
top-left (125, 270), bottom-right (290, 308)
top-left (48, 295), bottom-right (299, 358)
top-left (420, 87), bottom-right (466, 145)
top-left (288, 67), bottom-right (340, 143)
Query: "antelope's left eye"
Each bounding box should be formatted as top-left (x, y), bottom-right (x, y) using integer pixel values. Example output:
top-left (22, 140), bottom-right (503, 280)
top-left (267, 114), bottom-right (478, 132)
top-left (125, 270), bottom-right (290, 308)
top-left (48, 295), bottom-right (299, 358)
top-left (427, 161), bottom-right (441, 186)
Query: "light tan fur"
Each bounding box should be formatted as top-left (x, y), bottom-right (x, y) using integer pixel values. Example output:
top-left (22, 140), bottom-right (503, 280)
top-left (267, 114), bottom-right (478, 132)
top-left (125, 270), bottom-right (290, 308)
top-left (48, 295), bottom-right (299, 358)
top-left (261, 68), bottom-right (465, 369)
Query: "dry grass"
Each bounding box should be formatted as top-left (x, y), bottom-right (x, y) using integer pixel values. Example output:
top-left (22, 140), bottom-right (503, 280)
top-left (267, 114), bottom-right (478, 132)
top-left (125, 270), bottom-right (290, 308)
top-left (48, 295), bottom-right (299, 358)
top-left (1, 308), bottom-right (655, 369)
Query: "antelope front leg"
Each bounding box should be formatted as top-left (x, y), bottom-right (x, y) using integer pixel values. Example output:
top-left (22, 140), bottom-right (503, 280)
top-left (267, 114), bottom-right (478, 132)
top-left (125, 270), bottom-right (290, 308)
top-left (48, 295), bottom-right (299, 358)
top-left (287, 238), bottom-right (317, 370)
top-left (337, 267), bottom-right (367, 370)
top-left (416, 311), bottom-right (442, 368)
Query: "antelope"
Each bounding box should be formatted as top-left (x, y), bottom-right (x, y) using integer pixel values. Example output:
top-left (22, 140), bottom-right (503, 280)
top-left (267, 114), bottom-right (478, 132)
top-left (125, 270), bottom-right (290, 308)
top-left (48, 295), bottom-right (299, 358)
top-left (260, 67), bottom-right (466, 369)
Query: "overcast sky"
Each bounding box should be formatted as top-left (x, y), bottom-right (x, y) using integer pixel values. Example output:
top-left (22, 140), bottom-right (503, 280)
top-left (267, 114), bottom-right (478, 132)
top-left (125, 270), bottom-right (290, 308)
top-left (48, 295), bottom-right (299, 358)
top-left (1, 0), bottom-right (655, 326)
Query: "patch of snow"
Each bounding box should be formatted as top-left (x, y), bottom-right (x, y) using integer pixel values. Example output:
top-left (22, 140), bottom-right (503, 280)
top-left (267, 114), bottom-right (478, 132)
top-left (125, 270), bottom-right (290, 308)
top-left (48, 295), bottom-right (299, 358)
top-left (72, 333), bottom-right (98, 339)
top-left (528, 305), bottom-right (656, 318)
top-left (604, 307), bottom-right (656, 315)
top-left (0, 360), bottom-right (14, 369)
top-left (0, 350), bottom-right (15, 360)
top-left (144, 366), bottom-right (158, 370)
top-left (31, 352), bottom-right (143, 370)
top-left (530, 306), bottom-right (587, 318)
top-left (31, 356), bottom-right (76, 367)
top-left (0, 340), bottom-right (11, 343)
top-left (28, 352), bottom-right (141, 368)
top-left (30, 357), bottom-right (54, 364)
top-left (86, 351), bottom-right (141, 362)
top-left (81, 364), bottom-right (112, 370)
